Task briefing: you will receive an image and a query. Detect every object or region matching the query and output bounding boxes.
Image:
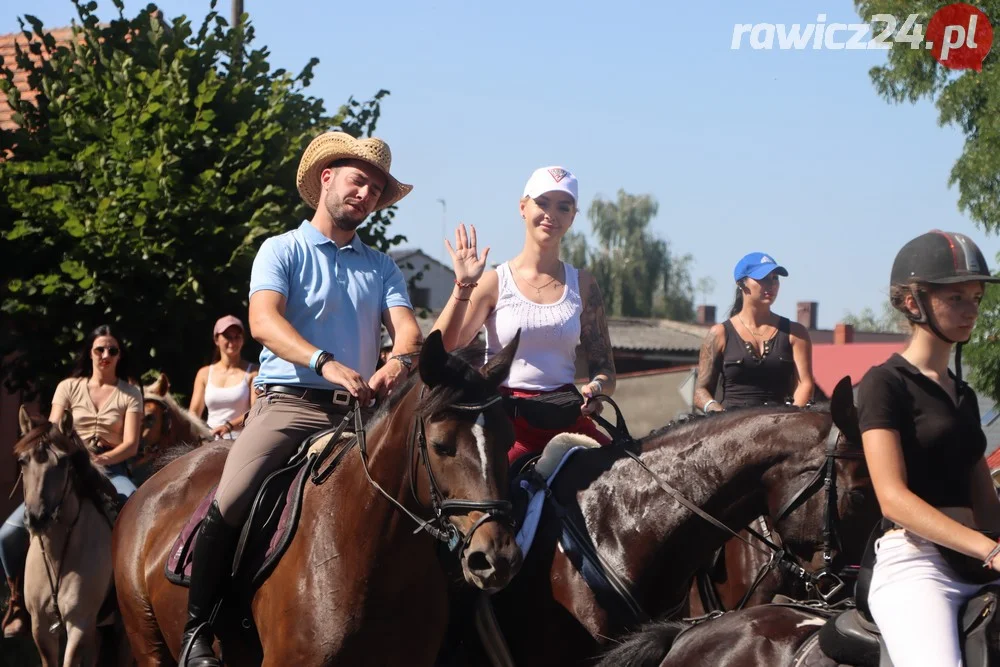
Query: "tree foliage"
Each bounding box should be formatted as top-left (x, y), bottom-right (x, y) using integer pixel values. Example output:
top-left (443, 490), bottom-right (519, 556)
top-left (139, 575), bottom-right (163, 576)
top-left (0, 0), bottom-right (400, 400)
top-left (854, 1), bottom-right (1000, 399)
top-left (560, 190), bottom-right (694, 320)
top-left (842, 300), bottom-right (908, 333)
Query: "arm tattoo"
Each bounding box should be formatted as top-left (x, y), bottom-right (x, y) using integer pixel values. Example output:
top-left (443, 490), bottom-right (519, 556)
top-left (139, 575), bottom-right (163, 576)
top-left (580, 278), bottom-right (615, 381)
top-left (694, 328), bottom-right (722, 407)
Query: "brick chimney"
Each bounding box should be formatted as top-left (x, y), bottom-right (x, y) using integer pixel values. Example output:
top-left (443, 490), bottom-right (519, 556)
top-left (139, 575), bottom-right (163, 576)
top-left (696, 305), bottom-right (716, 326)
top-left (834, 323), bottom-right (855, 345)
top-left (797, 301), bottom-right (818, 330)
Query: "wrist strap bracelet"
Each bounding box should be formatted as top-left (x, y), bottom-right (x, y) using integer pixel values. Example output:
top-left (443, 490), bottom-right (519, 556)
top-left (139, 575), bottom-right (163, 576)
top-left (703, 399), bottom-right (720, 412)
top-left (314, 351), bottom-right (334, 377)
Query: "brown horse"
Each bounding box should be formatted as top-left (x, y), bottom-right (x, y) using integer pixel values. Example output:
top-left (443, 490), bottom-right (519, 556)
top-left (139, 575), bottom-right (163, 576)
top-left (135, 373), bottom-right (213, 484)
top-left (15, 407), bottom-right (131, 667)
top-left (113, 331), bottom-right (523, 666)
top-left (472, 376), bottom-right (880, 666)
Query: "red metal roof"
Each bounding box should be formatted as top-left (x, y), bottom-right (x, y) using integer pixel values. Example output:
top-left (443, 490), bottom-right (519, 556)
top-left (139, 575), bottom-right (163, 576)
top-left (811, 342), bottom-right (906, 398)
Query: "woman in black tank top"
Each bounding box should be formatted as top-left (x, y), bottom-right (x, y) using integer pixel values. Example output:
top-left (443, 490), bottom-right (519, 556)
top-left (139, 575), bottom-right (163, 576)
top-left (693, 252), bottom-right (815, 412)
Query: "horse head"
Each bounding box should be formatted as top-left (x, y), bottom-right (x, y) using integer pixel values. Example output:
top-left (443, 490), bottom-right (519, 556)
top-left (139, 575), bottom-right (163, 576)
top-left (764, 376), bottom-right (880, 584)
top-left (142, 373), bottom-right (212, 457)
top-left (407, 329), bottom-right (523, 592)
top-left (15, 406), bottom-right (117, 533)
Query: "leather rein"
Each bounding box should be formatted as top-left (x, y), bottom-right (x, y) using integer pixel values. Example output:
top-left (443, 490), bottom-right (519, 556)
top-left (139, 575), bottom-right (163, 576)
top-left (589, 396), bottom-right (865, 618)
top-left (311, 386), bottom-right (514, 557)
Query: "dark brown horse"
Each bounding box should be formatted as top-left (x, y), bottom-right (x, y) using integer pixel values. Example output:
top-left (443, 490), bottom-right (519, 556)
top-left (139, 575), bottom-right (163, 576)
top-left (473, 377), bottom-right (880, 666)
top-left (597, 600), bottom-right (1000, 667)
top-left (113, 331), bottom-right (523, 666)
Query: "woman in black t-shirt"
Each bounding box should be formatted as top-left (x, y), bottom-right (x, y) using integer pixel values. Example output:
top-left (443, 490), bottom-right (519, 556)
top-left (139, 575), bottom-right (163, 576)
top-left (858, 230), bottom-right (1000, 666)
top-left (694, 251), bottom-right (814, 412)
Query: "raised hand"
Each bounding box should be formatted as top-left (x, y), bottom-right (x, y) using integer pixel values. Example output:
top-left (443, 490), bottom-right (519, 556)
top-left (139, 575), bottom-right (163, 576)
top-left (445, 224), bottom-right (490, 285)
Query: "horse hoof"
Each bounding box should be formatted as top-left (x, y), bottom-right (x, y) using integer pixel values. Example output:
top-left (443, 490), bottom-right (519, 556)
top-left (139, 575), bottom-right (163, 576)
top-left (2, 616), bottom-right (30, 639)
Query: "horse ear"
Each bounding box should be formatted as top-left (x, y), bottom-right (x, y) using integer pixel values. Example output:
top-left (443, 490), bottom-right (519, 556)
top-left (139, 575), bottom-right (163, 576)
top-left (18, 405), bottom-right (32, 437)
top-left (151, 372), bottom-right (170, 396)
top-left (830, 375), bottom-right (860, 441)
top-left (483, 329), bottom-right (520, 388)
top-left (419, 331), bottom-right (449, 389)
top-left (58, 409), bottom-right (74, 437)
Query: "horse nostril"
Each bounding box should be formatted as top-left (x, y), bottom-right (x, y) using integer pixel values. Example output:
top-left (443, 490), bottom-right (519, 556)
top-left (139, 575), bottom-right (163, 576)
top-left (466, 550), bottom-right (495, 576)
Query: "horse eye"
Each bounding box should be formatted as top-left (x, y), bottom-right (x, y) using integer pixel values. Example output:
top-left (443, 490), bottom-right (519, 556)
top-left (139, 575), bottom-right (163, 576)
top-left (432, 441), bottom-right (456, 457)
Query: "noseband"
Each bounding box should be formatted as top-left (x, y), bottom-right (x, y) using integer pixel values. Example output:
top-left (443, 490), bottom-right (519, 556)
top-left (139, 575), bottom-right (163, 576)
top-left (333, 387), bottom-right (514, 557)
top-left (772, 423), bottom-right (867, 599)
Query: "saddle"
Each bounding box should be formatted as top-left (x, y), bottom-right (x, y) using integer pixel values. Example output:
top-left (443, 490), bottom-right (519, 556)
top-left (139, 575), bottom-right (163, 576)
top-left (804, 525), bottom-right (998, 667)
top-left (166, 419), bottom-right (358, 589)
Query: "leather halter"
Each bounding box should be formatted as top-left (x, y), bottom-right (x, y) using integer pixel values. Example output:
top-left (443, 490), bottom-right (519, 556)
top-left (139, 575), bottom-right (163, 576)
top-left (323, 386), bottom-right (514, 556)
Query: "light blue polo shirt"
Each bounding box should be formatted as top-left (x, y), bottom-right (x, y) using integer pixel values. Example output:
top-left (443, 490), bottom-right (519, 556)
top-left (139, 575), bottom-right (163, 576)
top-left (250, 221), bottom-right (412, 390)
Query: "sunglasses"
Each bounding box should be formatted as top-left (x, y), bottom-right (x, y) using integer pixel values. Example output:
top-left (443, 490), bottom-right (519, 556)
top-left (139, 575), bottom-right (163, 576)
top-left (93, 346), bottom-right (120, 357)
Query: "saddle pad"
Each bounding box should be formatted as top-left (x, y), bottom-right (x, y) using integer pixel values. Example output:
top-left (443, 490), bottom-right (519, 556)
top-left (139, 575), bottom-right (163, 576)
top-left (514, 444), bottom-right (591, 556)
top-left (165, 462), bottom-right (311, 587)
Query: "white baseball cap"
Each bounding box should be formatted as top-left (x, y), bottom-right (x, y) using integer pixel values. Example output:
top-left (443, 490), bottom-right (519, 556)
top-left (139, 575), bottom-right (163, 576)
top-left (522, 166), bottom-right (578, 204)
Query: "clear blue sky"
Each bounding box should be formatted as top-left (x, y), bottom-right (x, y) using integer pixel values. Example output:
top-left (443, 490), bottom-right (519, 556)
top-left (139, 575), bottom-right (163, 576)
top-left (7, 1), bottom-right (997, 328)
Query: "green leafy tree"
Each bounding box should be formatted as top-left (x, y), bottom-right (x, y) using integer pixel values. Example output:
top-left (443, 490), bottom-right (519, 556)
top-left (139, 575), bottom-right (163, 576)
top-left (564, 190), bottom-right (693, 320)
top-left (842, 301), bottom-right (908, 333)
top-left (853, 1), bottom-right (1000, 398)
top-left (0, 0), bottom-right (401, 401)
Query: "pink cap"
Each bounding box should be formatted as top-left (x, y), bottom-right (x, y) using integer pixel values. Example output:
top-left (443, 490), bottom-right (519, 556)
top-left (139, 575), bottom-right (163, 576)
top-left (213, 315), bottom-right (244, 337)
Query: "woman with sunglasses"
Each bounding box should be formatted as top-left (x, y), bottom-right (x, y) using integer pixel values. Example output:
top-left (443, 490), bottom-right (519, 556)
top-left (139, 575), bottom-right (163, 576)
top-left (188, 315), bottom-right (258, 440)
top-left (694, 252), bottom-right (815, 412)
top-left (0, 324), bottom-right (142, 638)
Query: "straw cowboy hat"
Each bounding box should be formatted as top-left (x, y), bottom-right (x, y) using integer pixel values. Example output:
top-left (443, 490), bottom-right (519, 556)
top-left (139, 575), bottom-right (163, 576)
top-left (296, 131), bottom-right (413, 211)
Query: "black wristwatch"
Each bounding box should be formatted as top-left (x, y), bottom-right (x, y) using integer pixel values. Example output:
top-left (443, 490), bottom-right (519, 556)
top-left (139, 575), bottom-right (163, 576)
top-left (314, 351), bottom-right (334, 376)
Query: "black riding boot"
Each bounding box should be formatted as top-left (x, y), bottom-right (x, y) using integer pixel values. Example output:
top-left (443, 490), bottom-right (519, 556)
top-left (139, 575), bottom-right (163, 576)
top-left (179, 501), bottom-right (239, 667)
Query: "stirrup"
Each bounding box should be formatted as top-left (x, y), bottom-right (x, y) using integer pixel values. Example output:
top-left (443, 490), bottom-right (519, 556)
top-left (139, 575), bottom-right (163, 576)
top-left (179, 621), bottom-right (218, 667)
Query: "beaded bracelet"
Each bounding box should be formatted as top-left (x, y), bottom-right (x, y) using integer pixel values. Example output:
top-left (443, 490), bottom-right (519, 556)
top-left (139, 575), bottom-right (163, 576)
top-left (455, 279), bottom-right (478, 289)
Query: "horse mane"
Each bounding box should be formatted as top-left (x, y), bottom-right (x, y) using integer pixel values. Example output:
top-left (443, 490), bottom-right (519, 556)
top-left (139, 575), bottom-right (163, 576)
top-left (142, 383), bottom-right (213, 440)
top-left (640, 402), bottom-right (831, 445)
top-left (593, 618), bottom-right (688, 667)
top-left (371, 342), bottom-right (489, 425)
top-left (13, 418), bottom-right (121, 522)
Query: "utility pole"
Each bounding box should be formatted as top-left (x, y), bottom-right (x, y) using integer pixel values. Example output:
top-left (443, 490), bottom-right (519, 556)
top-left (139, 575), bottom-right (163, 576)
top-left (232, 0), bottom-right (244, 28)
top-left (232, 0), bottom-right (244, 66)
top-left (436, 199), bottom-right (447, 263)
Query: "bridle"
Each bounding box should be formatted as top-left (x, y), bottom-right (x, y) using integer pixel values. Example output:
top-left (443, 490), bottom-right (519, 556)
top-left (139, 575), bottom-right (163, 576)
top-left (591, 397), bottom-right (866, 617)
top-left (313, 385), bottom-right (514, 557)
top-left (769, 422), bottom-right (867, 601)
top-left (22, 437), bottom-right (83, 635)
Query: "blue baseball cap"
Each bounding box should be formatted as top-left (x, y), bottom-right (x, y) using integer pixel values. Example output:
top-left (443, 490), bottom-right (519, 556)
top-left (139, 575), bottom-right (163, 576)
top-left (733, 252), bottom-right (789, 282)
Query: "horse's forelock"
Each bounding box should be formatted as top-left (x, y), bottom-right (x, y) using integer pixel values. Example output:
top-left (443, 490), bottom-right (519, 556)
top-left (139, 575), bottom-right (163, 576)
top-left (12, 420), bottom-right (84, 458)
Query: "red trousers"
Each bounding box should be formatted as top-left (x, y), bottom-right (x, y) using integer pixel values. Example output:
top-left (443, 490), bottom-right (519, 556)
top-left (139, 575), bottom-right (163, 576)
top-left (501, 386), bottom-right (611, 465)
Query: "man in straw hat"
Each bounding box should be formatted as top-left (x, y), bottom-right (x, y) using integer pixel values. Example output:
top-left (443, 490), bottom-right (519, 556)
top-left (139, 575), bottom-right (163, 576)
top-left (179, 131), bottom-right (422, 667)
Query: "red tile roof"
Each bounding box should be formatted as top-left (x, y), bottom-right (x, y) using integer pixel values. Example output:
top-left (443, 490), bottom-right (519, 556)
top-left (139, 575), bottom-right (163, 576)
top-left (987, 448), bottom-right (1000, 472)
top-left (811, 342), bottom-right (906, 398)
top-left (0, 27), bottom-right (78, 131)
